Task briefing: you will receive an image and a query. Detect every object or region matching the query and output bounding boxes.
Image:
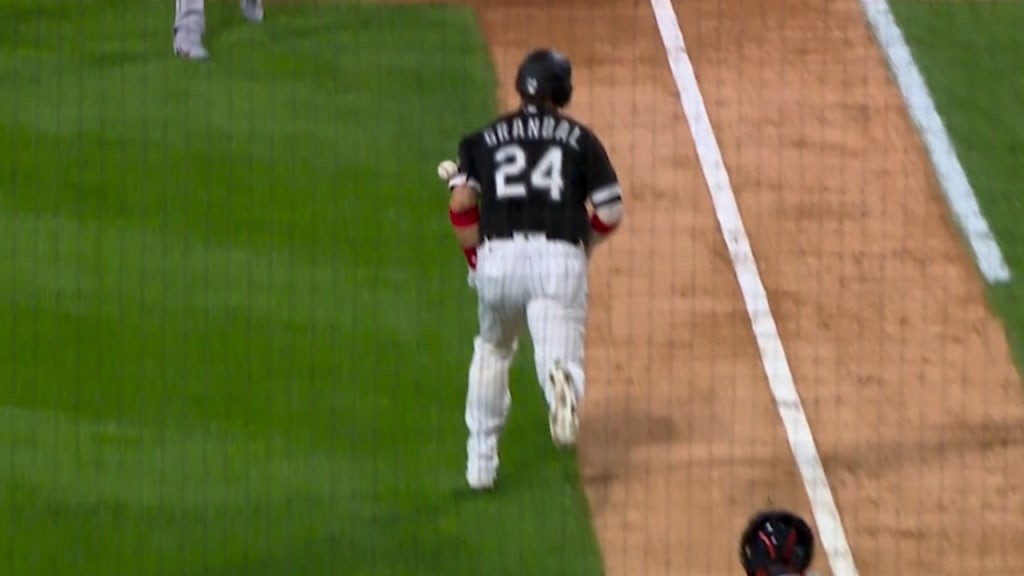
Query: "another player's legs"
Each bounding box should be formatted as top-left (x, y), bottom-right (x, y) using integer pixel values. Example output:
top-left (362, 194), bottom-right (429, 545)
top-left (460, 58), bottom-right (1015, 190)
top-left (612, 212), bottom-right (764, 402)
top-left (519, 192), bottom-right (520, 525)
top-left (173, 0), bottom-right (208, 60)
top-left (174, 0), bottom-right (262, 60)
top-left (240, 0), bottom-right (264, 23)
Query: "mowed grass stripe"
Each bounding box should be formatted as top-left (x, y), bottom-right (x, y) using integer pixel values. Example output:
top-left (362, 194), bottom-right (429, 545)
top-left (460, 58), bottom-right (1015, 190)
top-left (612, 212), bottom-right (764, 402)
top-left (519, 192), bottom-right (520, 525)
top-left (890, 1), bottom-right (1024, 362)
top-left (1, 1), bottom-right (605, 575)
top-left (1, 209), bottom-right (425, 335)
top-left (0, 404), bottom-right (371, 508)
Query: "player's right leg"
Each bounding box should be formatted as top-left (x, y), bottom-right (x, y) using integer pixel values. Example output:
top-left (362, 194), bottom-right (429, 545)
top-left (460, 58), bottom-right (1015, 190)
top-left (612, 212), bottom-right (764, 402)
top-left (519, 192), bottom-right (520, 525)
top-left (525, 241), bottom-right (588, 448)
top-left (173, 0), bottom-right (208, 60)
top-left (527, 298), bottom-right (586, 448)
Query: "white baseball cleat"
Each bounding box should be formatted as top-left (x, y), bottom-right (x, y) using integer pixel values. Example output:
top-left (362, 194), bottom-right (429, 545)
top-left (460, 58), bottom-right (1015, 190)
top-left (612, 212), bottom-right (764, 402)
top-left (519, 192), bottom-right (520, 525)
top-left (173, 31), bottom-right (209, 61)
top-left (548, 363), bottom-right (579, 448)
top-left (466, 455), bottom-right (497, 491)
top-left (241, 0), bottom-right (264, 23)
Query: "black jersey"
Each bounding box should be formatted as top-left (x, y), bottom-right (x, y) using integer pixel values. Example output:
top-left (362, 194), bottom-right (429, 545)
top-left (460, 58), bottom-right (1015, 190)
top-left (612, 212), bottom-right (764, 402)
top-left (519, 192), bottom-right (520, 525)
top-left (457, 105), bottom-right (621, 246)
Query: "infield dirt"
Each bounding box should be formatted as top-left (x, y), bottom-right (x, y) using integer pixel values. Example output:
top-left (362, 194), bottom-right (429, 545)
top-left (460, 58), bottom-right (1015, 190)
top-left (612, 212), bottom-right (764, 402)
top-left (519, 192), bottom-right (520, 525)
top-left (468, 0), bottom-right (1024, 574)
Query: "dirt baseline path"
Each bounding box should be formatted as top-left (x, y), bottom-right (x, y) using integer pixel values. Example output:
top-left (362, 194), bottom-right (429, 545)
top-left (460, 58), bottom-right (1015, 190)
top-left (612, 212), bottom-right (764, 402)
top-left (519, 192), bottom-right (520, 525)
top-left (677, 0), bottom-right (1024, 572)
top-left (472, 1), bottom-right (807, 573)
top-left (461, 0), bottom-right (1024, 573)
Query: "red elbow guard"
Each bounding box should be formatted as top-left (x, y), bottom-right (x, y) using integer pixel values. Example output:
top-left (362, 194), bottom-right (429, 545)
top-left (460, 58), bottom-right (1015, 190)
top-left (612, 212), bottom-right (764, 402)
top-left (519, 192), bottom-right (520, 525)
top-left (589, 212), bottom-right (617, 235)
top-left (449, 206), bottom-right (479, 227)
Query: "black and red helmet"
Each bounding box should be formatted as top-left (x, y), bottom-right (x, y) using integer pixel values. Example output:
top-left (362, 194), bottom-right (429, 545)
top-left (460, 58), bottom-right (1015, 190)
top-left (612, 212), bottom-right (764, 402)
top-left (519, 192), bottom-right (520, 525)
top-left (738, 509), bottom-right (815, 576)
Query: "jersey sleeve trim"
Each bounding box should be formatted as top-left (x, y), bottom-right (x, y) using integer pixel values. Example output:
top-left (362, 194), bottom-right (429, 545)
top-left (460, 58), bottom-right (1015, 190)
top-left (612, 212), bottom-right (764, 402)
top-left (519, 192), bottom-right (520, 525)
top-left (589, 183), bottom-right (622, 207)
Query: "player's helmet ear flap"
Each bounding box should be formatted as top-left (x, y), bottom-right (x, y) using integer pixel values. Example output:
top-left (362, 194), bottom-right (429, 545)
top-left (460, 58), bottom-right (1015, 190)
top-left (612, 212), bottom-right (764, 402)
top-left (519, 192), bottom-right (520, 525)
top-left (515, 48), bottom-right (573, 108)
top-left (738, 509), bottom-right (815, 576)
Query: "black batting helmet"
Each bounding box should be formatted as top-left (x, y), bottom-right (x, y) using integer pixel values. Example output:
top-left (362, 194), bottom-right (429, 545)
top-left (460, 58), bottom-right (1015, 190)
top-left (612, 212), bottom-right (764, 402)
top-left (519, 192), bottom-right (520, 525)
top-left (738, 509), bottom-right (815, 576)
top-left (515, 49), bottom-right (573, 108)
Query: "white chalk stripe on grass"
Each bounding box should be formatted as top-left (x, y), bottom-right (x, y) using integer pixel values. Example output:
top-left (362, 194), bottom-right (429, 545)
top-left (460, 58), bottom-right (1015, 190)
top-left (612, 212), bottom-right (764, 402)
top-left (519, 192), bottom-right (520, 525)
top-left (860, 0), bottom-right (1011, 284)
top-left (647, 1), bottom-right (860, 575)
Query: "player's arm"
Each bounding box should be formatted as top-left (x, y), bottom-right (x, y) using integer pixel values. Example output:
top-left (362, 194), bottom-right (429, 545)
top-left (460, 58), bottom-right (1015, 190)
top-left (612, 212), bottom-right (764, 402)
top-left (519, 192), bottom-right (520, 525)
top-left (449, 180), bottom-right (479, 250)
top-left (584, 135), bottom-right (624, 249)
top-left (448, 137), bottom-right (482, 269)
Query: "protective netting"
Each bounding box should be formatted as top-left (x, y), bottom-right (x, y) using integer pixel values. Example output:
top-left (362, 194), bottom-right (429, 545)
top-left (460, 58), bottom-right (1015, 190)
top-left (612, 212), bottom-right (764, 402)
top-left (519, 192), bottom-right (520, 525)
top-left (3, 0), bottom-right (1022, 575)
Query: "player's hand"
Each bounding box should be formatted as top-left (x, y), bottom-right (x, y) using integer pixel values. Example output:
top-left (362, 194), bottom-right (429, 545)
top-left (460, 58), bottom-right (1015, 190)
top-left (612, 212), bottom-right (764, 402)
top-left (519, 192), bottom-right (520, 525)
top-left (437, 159), bottom-right (461, 189)
top-left (467, 268), bottom-right (477, 289)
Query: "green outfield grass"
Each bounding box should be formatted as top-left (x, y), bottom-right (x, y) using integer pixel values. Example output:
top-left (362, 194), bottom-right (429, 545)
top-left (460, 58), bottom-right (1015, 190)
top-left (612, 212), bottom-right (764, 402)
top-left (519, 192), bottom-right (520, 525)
top-left (0, 1), bottom-right (603, 574)
top-left (890, 1), bottom-right (1024, 364)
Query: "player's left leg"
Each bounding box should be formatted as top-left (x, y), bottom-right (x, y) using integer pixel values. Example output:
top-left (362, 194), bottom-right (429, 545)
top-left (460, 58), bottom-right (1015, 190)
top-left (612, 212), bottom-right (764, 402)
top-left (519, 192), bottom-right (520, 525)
top-left (525, 241), bottom-right (588, 448)
top-left (240, 0), bottom-right (264, 23)
top-left (464, 327), bottom-right (519, 489)
top-left (463, 242), bottom-right (527, 490)
top-left (173, 0), bottom-right (208, 60)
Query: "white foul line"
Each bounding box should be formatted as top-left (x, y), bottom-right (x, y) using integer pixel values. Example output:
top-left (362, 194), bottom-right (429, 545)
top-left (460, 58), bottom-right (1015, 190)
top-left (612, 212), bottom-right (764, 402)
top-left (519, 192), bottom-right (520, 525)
top-left (647, 1), bottom-right (860, 575)
top-left (859, 0), bottom-right (1010, 284)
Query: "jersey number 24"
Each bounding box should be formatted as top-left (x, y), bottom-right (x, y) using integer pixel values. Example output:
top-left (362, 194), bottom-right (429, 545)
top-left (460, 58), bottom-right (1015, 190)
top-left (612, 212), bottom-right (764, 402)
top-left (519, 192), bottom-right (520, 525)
top-left (494, 144), bottom-right (564, 201)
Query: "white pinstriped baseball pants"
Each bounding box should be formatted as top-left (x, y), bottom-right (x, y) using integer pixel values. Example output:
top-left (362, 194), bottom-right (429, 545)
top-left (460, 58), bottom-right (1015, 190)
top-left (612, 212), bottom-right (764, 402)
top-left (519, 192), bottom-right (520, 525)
top-left (465, 234), bottom-right (588, 462)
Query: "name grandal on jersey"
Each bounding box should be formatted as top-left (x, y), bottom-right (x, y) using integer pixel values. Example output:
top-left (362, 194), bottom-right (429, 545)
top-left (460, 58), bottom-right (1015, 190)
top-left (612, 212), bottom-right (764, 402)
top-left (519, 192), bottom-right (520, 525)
top-left (482, 115), bottom-right (583, 151)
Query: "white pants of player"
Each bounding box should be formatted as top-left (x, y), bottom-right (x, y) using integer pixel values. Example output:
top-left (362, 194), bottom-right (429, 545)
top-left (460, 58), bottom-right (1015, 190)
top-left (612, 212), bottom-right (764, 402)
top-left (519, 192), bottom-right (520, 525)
top-left (175, 0), bottom-right (205, 34)
top-left (465, 234), bottom-right (588, 472)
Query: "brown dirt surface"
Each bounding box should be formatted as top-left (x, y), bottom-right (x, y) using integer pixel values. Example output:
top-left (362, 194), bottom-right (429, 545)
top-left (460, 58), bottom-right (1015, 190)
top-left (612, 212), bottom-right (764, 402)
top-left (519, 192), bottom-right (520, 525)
top-left (470, 1), bottom-right (812, 574)
top-left (677, 0), bottom-right (1024, 572)
top-left (414, 0), bottom-right (1024, 573)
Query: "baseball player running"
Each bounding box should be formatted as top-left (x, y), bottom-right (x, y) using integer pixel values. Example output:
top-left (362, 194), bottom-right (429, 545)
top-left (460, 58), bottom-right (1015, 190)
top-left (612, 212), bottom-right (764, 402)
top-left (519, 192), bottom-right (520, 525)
top-left (444, 48), bottom-right (625, 490)
top-left (738, 509), bottom-right (817, 576)
top-left (174, 0), bottom-right (264, 60)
